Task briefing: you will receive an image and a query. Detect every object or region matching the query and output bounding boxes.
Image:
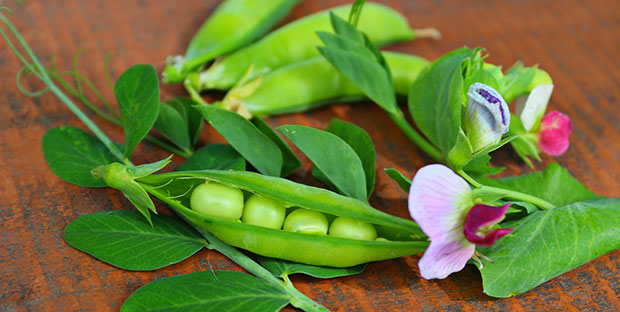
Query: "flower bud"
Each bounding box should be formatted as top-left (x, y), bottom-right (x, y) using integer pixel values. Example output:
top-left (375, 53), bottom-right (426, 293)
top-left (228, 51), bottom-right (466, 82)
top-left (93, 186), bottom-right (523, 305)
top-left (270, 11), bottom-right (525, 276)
top-left (463, 83), bottom-right (510, 152)
top-left (538, 110), bottom-right (572, 156)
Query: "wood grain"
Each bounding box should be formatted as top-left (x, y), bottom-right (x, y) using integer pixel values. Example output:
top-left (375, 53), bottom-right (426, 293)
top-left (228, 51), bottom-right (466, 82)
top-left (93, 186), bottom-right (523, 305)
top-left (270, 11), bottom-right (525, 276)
top-left (0, 0), bottom-right (618, 311)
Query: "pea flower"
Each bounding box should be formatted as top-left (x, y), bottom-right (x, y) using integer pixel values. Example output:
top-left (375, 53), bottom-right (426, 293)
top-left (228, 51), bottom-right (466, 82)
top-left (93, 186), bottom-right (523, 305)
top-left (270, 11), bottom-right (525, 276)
top-left (462, 83), bottom-right (511, 152)
top-left (515, 84), bottom-right (572, 156)
top-left (408, 164), bottom-right (513, 279)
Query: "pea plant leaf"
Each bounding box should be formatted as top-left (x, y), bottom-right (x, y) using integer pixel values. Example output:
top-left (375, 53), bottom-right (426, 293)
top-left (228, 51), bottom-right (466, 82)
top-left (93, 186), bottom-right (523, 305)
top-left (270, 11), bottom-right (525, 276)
top-left (154, 97), bottom-right (204, 151)
top-left (257, 256), bottom-right (367, 279)
top-left (120, 271), bottom-right (290, 312)
top-left (42, 126), bottom-right (117, 188)
top-left (500, 61), bottom-right (538, 104)
top-left (170, 98), bottom-right (204, 148)
top-left (279, 125), bottom-right (367, 201)
top-left (251, 117), bottom-right (301, 177)
top-left (114, 64), bottom-right (160, 158)
top-left (317, 12), bottom-right (397, 114)
top-left (64, 210), bottom-right (205, 271)
top-left (478, 198), bottom-right (620, 298)
top-left (178, 144), bottom-right (246, 171)
top-left (324, 119), bottom-right (375, 197)
top-left (408, 48), bottom-right (475, 156)
top-left (195, 106), bottom-right (282, 176)
top-left (384, 168), bottom-right (411, 192)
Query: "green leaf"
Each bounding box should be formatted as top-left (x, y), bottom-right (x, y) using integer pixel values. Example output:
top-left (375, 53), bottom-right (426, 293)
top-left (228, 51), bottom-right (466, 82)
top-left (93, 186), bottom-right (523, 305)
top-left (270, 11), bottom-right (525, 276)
top-left (330, 10), bottom-right (365, 43)
top-left (478, 198), bottom-right (620, 297)
top-left (463, 68), bottom-right (501, 99)
top-left (384, 168), bottom-right (411, 192)
top-left (257, 256), bottom-right (367, 278)
top-left (408, 48), bottom-right (473, 156)
top-left (129, 156), bottom-right (172, 178)
top-left (166, 97), bottom-right (204, 148)
top-left (115, 64), bottom-right (160, 158)
top-left (251, 117), bottom-right (301, 177)
top-left (463, 154), bottom-right (504, 176)
top-left (195, 106), bottom-right (282, 176)
top-left (279, 125), bottom-right (367, 201)
top-left (154, 103), bottom-right (191, 151)
top-left (42, 126), bottom-right (117, 188)
top-left (120, 271), bottom-right (290, 312)
top-left (500, 62), bottom-right (538, 103)
top-left (491, 162), bottom-right (598, 206)
top-left (178, 144), bottom-right (246, 171)
top-left (325, 119), bottom-right (375, 197)
top-left (317, 14), bottom-right (397, 114)
top-left (64, 210), bottom-right (205, 270)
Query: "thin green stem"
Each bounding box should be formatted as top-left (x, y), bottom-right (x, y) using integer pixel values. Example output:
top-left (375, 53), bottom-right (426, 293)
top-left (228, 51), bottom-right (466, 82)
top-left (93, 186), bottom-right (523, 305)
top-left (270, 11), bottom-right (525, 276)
top-left (0, 12), bottom-right (125, 162)
top-left (459, 169), bottom-right (555, 210)
top-left (388, 110), bottom-right (443, 162)
top-left (478, 185), bottom-right (555, 210)
top-left (184, 79), bottom-right (209, 106)
top-left (456, 169), bottom-right (482, 188)
top-left (144, 136), bottom-right (192, 158)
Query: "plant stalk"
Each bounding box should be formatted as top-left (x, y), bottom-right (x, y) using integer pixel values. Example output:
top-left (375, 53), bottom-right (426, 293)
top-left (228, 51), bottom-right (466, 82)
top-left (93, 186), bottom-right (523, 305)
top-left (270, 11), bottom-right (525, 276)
top-left (389, 110), bottom-right (443, 162)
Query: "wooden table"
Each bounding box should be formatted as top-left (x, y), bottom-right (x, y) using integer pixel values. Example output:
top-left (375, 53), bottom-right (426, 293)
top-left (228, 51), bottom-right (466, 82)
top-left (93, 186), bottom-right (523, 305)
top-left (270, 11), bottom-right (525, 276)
top-left (1, 0), bottom-right (618, 311)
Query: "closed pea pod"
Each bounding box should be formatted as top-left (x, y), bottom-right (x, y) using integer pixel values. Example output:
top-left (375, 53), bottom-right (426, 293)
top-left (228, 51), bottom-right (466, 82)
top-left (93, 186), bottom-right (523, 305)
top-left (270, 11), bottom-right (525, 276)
top-left (195, 3), bottom-right (438, 91)
top-left (138, 170), bottom-right (428, 267)
top-left (162, 0), bottom-right (300, 83)
top-left (224, 52), bottom-right (429, 116)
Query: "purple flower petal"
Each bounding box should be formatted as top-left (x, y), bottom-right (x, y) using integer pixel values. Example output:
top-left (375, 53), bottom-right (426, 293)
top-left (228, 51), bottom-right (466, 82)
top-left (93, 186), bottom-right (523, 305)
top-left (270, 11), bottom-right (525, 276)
top-left (409, 164), bottom-right (473, 239)
top-left (463, 203), bottom-right (513, 247)
top-left (418, 235), bottom-right (476, 279)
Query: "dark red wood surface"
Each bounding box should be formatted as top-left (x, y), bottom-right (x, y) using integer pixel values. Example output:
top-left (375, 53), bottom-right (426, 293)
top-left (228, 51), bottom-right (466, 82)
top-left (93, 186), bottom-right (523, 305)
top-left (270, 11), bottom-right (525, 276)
top-left (0, 0), bottom-right (618, 311)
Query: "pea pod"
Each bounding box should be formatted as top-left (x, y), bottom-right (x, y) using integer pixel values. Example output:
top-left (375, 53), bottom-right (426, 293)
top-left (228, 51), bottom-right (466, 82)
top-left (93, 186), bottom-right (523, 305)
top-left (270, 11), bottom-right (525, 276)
top-left (224, 52), bottom-right (429, 116)
top-left (196, 3), bottom-right (437, 91)
top-left (138, 170), bottom-right (428, 267)
top-left (162, 0), bottom-right (301, 83)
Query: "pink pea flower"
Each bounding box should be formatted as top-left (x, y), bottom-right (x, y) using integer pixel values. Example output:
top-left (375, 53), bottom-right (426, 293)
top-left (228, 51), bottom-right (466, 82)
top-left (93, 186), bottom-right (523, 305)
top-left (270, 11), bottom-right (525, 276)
top-left (408, 164), bottom-right (513, 279)
top-left (515, 85), bottom-right (572, 156)
top-left (538, 110), bottom-right (572, 156)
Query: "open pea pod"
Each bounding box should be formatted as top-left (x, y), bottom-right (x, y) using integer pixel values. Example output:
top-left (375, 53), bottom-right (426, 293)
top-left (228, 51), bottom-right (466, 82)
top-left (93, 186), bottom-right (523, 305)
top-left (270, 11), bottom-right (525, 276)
top-left (138, 170), bottom-right (428, 267)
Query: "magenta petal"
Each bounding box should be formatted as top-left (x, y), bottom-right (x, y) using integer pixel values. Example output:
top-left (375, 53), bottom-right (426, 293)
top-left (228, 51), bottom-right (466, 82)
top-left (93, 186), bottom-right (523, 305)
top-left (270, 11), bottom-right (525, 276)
top-left (463, 203), bottom-right (513, 247)
top-left (418, 236), bottom-right (476, 279)
top-left (541, 110), bottom-right (572, 137)
top-left (409, 164), bottom-right (473, 239)
top-left (539, 128), bottom-right (570, 156)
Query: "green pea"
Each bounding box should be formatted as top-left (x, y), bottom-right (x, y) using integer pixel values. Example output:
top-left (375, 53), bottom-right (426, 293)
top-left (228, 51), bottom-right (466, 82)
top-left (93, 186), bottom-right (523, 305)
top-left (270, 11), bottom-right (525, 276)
top-left (241, 194), bottom-right (286, 229)
top-left (282, 209), bottom-right (328, 235)
top-left (197, 3), bottom-right (420, 91)
top-left (190, 182), bottom-right (244, 220)
top-left (162, 0), bottom-right (300, 83)
top-left (229, 52), bottom-right (428, 116)
top-left (329, 216), bottom-right (377, 241)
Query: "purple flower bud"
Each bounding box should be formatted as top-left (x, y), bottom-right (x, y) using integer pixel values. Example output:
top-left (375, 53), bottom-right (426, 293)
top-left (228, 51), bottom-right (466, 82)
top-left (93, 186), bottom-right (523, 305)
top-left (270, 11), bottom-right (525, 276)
top-left (463, 83), bottom-right (511, 152)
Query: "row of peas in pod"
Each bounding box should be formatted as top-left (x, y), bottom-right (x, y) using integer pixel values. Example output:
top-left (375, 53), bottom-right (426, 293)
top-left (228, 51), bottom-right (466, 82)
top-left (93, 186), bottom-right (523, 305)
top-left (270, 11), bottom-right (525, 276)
top-left (190, 181), bottom-right (378, 241)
